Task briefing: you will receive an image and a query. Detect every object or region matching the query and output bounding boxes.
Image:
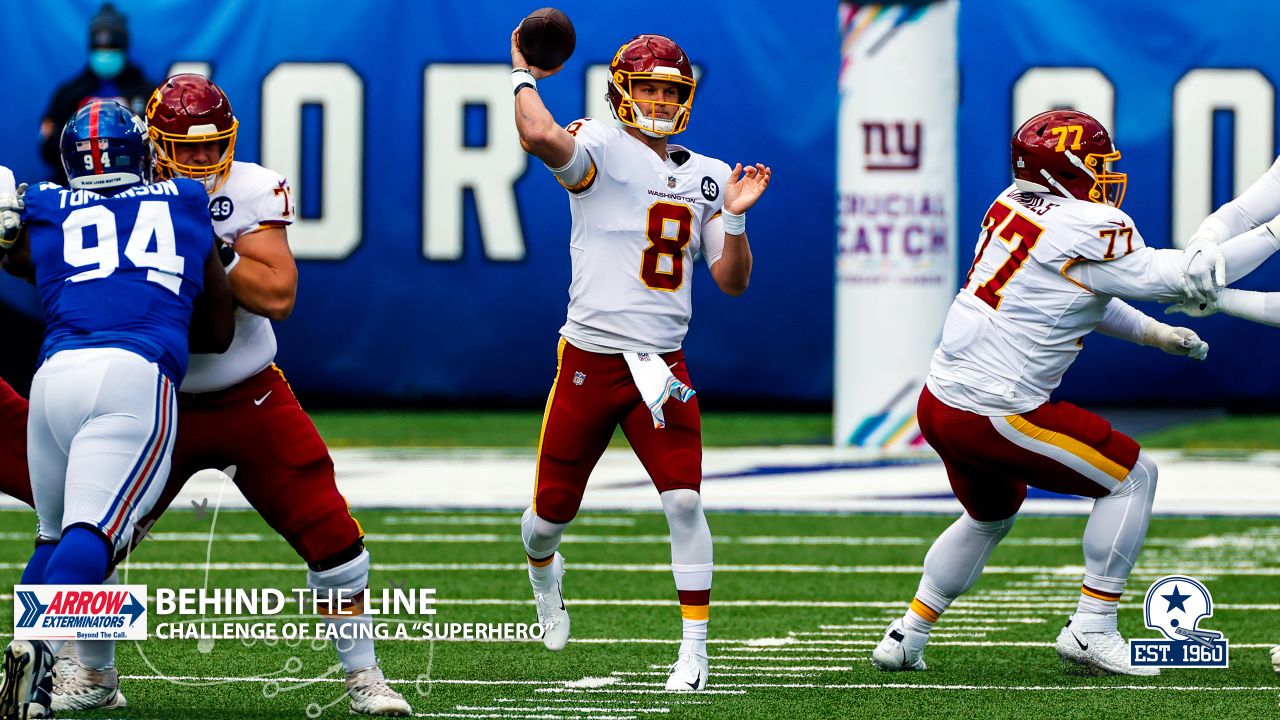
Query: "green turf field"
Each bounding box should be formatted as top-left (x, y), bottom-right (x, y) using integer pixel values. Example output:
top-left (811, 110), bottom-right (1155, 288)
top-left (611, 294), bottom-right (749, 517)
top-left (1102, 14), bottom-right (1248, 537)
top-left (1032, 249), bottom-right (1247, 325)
top-left (307, 409), bottom-right (1280, 450)
top-left (309, 410), bottom-right (834, 448)
top-left (3, 508), bottom-right (1275, 718)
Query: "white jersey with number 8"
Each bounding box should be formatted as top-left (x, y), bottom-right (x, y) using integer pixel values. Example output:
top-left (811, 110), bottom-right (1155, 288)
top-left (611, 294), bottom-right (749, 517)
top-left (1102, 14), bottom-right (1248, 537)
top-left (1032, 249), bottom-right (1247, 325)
top-left (553, 118), bottom-right (731, 354)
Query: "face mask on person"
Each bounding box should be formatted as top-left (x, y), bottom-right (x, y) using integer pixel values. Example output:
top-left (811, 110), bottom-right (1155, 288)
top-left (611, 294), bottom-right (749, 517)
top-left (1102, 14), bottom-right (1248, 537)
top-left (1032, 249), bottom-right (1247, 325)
top-left (89, 49), bottom-right (125, 79)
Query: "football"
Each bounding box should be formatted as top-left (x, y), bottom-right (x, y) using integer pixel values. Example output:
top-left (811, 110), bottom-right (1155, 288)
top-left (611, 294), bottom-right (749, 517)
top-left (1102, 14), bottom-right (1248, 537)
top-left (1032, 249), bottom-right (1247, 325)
top-left (517, 8), bottom-right (576, 70)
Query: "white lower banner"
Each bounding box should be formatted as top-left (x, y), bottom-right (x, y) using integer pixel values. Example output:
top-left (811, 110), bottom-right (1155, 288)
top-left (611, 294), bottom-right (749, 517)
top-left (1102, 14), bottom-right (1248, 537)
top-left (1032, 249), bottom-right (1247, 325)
top-left (835, 0), bottom-right (958, 449)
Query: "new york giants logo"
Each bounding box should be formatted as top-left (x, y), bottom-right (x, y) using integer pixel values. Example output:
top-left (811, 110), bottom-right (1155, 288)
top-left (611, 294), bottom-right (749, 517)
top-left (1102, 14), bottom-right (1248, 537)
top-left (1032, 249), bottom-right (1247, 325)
top-left (862, 121), bottom-right (922, 171)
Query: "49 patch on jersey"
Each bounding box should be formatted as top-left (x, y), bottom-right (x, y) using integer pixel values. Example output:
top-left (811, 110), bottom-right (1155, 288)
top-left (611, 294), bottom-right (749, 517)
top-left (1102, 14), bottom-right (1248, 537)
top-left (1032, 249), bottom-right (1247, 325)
top-left (209, 196), bottom-right (235, 221)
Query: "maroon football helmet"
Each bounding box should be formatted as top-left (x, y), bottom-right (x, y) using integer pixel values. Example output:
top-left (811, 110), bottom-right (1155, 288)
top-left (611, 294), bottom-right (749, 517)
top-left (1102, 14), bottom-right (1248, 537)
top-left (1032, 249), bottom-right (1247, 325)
top-left (1011, 109), bottom-right (1126, 207)
top-left (607, 35), bottom-right (696, 137)
top-left (146, 73), bottom-right (238, 191)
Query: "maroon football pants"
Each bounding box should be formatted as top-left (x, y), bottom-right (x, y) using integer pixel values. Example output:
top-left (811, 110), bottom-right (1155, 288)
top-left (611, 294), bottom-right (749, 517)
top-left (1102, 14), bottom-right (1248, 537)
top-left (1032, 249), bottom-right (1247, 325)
top-left (137, 365), bottom-right (362, 565)
top-left (917, 385), bottom-right (1141, 521)
top-left (0, 377), bottom-right (32, 507)
top-left (533, 339), bottom-right (702, 524)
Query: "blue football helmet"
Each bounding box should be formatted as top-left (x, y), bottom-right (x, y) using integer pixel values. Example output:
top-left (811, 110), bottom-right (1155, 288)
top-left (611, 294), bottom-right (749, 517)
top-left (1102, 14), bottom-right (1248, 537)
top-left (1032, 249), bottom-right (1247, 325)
top-left (60, 100), bottom-right (148, 190)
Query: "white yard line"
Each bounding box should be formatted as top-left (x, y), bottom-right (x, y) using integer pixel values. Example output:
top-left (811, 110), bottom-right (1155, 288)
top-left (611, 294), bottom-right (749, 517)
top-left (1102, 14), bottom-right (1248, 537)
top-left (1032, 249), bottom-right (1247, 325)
top-left (61, 561), bottom-right (1280, 577)
top-left (414, 707), bottom-right (634, 712)
top-left (5, 529), bottom-right (1259, 548)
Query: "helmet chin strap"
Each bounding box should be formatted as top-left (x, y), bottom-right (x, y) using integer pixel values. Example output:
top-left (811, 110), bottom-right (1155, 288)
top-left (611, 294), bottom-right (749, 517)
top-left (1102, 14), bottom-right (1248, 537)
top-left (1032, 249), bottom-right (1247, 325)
top-left (632, 104), bottom-right (677, 138)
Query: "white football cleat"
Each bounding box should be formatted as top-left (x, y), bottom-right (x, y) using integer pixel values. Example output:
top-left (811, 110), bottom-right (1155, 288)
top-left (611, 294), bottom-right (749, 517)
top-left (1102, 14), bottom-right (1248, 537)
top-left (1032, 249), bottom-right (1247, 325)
top-left (0, 639), bottom-right (54, 719)
top-left (531, 552), bottom-right (570, 651)
top-left (1270, 645), bottom-right (1280, 676)
top-left (52, 663), bottom-right (127, 712)
top-left (872, 619), bottom-right (927, 671)
top-left (1055, 613), bottom-right (1158, 676)
top-left (345, 665), bottom-right (411, 717)
top-left (50, 643), bottom-right (76, 687)
top-left (664, 652), bottom-right (709, 691)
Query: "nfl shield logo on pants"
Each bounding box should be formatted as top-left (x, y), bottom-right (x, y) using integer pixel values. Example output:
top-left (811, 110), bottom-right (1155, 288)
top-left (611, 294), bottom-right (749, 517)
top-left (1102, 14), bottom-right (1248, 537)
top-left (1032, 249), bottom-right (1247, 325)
top-left (573, 371), bottom-right (585, 386)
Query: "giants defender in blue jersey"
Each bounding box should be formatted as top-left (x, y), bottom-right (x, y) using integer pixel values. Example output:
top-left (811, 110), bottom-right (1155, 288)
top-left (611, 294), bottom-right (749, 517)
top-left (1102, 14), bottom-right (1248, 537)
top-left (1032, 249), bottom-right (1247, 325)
top-left (0, 100), bottom-right (232, 720)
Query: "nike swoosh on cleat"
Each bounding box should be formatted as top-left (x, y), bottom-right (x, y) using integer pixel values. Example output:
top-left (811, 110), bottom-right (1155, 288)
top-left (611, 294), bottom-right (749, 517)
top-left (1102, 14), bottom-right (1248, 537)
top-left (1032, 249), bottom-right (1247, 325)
top-left (685, 679), bottom-right (700, 690)
top-left (1073, 633), bottom-right (1089, 651)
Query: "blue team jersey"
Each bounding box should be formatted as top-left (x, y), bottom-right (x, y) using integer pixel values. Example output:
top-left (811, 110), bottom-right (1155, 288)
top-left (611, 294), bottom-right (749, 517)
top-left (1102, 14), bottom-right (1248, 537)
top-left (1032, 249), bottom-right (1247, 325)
top-left (23, 177), bottom-right (213, 383)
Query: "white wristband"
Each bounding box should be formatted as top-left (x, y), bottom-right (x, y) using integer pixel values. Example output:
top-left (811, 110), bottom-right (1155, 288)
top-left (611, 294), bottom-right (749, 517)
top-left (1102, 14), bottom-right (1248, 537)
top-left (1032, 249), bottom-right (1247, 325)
top-left (722, 210), bottom-right (746, 235)
top-left (511, 68), bottom-right (536, 95)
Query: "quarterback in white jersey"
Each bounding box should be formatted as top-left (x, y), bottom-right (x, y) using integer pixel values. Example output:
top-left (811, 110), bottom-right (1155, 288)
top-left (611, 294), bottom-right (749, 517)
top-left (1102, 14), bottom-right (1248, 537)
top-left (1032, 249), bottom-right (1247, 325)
top-left (51, 75), bottom-right (411, 717)
top-left (510, 30), bottom-right (770, 691)
top-left (873, 109), bottom-right (1249, 679)
top-left (556, 116), bottom-right (731, 353)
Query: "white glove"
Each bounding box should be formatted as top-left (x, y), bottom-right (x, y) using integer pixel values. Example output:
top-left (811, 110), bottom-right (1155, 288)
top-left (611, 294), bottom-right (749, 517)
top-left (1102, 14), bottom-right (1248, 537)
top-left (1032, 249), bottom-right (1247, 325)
top-left (1163, 298), bottom-right (1219, 319)
top-left (1180, 237), bottom-right (1226, 304)
top-left (0, 183), bottom-right (26, 251)
top-left (1270, 645), bottom-right (1280, 676)
top-left (1142, 318), bottom-right (1208, 361)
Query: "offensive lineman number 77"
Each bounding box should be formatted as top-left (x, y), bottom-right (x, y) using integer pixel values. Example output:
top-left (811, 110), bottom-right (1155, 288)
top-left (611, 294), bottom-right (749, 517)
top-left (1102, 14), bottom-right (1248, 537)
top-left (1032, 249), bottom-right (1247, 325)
top-left (964, 201), bottom-right (1045, 310)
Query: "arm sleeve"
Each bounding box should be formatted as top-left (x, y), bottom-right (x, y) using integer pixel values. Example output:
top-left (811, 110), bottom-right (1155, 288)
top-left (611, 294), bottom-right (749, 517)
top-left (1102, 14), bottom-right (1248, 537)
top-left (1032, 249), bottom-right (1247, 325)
top-left (545, 118), bottom-right (606, 195)
top-left (1216, 288), bottom-right (1280, 328)
top-left (1065, 246), bottom-right (1186, 301)
top-left (546, 140), bottom-right (596, 193)
top-left (1219, 224), bottom-right (1280, 283)
top-left (701, 213), bottom-right (725, 268)
top-left (1095, 298), bottom-right (1152, 343)
top-left (1196, 155), bottom-right (1280, 243)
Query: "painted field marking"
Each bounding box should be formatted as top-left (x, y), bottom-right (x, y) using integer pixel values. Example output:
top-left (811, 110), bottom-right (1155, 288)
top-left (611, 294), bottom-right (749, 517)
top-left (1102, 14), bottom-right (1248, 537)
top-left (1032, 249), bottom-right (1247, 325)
top-left (18, 530), bottom-right (1265, 547)
top-left (455, 705), bottom-right (669, 715)
top-left (611, 671), bottom-right (820, 679)
top-left (384, 516), bottom-right (637, 527)
top-left (535, 689), bottom-right (747, 696)
top-left (69, 561), bottom-right (1280, 577)
top-left (495, 699), bottom-right (707, 706)
top-left (417, 707), bottom-right (637, 712)
top-left (646, 664), bottom-right (851, 672)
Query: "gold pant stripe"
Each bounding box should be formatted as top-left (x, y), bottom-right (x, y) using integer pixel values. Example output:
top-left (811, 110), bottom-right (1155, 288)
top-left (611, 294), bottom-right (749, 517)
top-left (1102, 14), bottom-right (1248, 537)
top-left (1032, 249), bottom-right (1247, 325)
top-left (531, 339), bottom-right (567, 514)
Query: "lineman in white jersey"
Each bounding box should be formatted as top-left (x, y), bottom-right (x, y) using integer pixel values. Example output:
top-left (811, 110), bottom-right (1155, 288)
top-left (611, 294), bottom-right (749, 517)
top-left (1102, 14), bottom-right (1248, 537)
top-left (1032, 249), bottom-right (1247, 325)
top-left (181, 159), bottom-right (286, 391)
top-left (872, 109), bottom-right (1279, 677)
top-left (511, 30), bottom-right (770, 691)
top-left (52, 75), bottom-right (411, 717)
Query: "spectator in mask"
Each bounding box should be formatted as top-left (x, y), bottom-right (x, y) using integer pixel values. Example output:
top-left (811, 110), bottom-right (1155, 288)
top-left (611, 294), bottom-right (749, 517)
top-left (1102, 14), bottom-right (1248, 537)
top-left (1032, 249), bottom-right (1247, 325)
top-left (38, 3), bottom-right (154, 182)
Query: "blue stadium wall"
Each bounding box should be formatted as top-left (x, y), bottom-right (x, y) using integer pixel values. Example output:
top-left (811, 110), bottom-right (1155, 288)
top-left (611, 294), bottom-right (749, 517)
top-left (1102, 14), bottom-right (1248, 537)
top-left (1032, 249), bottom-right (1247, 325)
top-left (0, 0), bottom-right (1276, 406)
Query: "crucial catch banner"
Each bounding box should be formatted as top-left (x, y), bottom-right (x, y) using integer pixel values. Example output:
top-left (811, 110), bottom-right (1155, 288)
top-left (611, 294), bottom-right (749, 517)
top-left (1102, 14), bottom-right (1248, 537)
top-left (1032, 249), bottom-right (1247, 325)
top-left (14, 585), bottom-right (149, 641)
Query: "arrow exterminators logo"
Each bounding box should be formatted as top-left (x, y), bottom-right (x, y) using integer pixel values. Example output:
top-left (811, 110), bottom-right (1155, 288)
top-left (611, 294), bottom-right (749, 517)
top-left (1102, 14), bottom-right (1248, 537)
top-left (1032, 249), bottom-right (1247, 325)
top-left (14, 585), bottom-right (148, 640)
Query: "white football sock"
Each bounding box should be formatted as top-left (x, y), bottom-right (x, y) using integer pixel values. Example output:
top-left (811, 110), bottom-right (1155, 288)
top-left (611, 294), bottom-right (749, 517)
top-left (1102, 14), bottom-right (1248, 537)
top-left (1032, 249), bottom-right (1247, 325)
top-left (907, 513), bottom-right (1015, 635)
top-left (522, 507), bottom-right (568, 591)
top-left (77, 568), bottom-right (118, 669)
top-left (1078, 451), bottom-right (1158, 616)
top-left (308, 549), bottom-right (376, 673)
top-left (662, 489), bottom-right (712, 658)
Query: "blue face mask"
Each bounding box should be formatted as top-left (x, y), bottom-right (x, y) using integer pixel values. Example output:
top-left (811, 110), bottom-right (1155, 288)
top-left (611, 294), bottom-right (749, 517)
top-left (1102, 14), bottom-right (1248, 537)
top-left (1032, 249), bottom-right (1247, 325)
top-left (89, 49), bottom-right (125, 79)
